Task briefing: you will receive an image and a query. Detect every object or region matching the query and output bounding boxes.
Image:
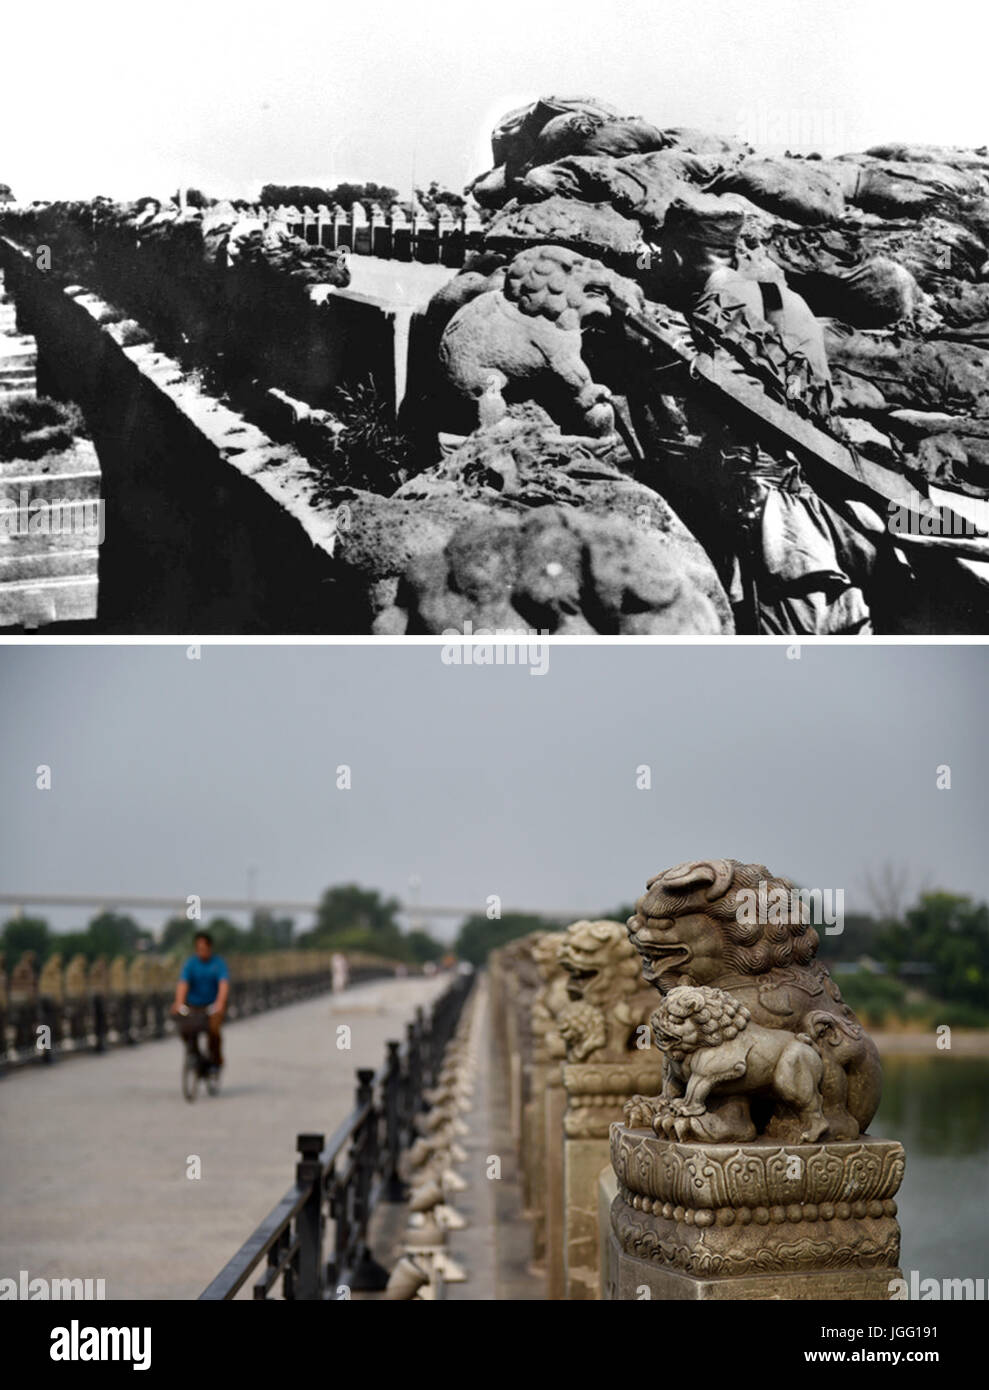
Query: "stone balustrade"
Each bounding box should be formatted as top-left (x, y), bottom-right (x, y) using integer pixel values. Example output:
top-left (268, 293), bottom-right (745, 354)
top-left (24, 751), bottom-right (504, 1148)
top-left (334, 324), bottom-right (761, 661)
top-left (489, 857), bottom-right (907, 1302)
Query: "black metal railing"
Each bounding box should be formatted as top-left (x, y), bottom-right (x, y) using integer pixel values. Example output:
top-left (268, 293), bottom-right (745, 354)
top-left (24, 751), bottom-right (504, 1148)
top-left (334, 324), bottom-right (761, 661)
top-left (199, 970), bottom-right (474, 1300)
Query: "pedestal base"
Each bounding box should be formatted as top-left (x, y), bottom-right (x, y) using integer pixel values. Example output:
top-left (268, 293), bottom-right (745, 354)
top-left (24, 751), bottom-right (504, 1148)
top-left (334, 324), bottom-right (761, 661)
top-left (609, 1125), bottom-right (905, 1301)
top-left (612, 1235), bottom-right (901, 1299)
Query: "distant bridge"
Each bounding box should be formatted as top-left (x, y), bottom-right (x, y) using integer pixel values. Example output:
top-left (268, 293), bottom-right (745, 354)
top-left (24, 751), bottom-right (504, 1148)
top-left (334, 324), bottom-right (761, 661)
top-left (0, 890), bottom-right (585, 924)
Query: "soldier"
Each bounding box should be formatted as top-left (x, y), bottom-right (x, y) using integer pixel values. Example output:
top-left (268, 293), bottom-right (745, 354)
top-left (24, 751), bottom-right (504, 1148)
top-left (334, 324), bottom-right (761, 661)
top-left (628, 203), bottom-right (894, 635)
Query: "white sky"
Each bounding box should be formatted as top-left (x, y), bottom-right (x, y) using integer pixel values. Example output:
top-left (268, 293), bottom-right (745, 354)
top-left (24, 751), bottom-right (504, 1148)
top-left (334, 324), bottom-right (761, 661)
top-left (2, 0), bottom-right (987, 203)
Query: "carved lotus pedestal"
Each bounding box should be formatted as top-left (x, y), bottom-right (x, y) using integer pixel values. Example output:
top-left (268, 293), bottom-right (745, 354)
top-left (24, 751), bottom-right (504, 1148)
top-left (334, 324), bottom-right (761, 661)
top-left (609, 1125), bottom-right (905, 1300)
top-left (562, 1058), bottom-right (665, 1301)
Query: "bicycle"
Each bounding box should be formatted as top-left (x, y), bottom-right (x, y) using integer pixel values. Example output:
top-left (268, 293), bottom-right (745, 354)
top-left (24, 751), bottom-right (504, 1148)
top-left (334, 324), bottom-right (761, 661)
top-left (176, 1006), bottom-right (222, 1102)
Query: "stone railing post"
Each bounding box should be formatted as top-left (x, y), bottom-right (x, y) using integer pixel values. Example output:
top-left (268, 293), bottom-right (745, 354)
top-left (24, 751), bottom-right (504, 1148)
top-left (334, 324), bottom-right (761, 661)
top-left (607, 858), bottom-right (905, 1300)
top-left (88, 957), bottom-right (108, 1053)
top-left (350, 202), bottom-right (369, 256)
top-left (551, 920), bottom-right (663, 1300)
top-left (389, 204), bottom-right (410, 261)
top-left (332, 205), bottom-right (349, 252)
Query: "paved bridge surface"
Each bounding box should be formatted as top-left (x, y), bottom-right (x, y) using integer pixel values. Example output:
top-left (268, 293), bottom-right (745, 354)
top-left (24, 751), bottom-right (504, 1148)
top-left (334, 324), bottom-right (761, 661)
top-left (0, 974), bottom-right (448, 1299)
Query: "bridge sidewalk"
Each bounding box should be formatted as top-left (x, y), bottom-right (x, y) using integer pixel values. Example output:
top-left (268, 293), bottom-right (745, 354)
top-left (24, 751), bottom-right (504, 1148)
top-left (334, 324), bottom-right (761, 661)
top-left (0, 974), bottom-right (447, 1299)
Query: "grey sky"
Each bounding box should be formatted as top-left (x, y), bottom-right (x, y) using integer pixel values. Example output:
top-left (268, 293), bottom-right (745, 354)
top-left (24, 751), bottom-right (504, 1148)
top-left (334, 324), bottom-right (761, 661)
top-left (0, 644), bottom-right (986, 940)
top-left (4, 0), bottom-right (988, 202)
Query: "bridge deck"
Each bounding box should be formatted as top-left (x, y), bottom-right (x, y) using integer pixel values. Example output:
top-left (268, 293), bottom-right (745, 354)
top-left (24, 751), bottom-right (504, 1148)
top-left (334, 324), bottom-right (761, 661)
top-left (0, 974), bottom-right (447, 1299)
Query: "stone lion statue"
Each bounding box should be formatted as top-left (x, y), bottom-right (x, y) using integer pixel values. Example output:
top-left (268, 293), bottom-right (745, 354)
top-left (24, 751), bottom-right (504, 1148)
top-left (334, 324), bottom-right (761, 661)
top-left (554, 919), bottom-right (656, 1062)
top-left (437, 244), bottom-right (644, 437)
top-left (624, 858), bottom-right (882, 1139)
top-left (530, 931), bottom-right (570, 1062)
top-left (633, 983), bottom-right (828, 1144)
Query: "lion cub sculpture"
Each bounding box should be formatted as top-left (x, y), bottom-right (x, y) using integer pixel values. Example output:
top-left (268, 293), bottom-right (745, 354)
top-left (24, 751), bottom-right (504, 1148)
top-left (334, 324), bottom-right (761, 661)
top-left (627, 984), bottom-right (829, 1143)
top-left (438, 244), bottom-right (644, 437)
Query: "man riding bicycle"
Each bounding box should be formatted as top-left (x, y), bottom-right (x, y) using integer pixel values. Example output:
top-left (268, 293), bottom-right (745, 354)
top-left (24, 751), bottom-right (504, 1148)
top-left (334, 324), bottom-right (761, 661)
top-left (170, 930), bottom-right (230, 1075)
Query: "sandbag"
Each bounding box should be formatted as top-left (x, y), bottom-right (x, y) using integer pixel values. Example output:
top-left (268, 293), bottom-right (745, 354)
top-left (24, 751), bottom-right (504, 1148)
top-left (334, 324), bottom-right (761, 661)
top-left (859, 216), bottom-right (988, 285)
top-left (915, 429), bottom-right (989, 493)
top-left (824, 326), bottom-right (989, 416)
top-left (533, 113), bottom-right (669, 165)
top-left (468, 164), bottom-right (509, 209)
top-left (659, 128), bottom-right (752, 160)
top-left (491, 97), bottom-right (623, 172)
top-left (518, 154), bottom-right (692, 230)
top-left (779, 255), bottom-right (927, 328)
top-left (864, 143), bottom-right (989, 172)
top-left (844, 158), bottom-right (984, 219)
top-left (708, 158), bottom-right (846, 225)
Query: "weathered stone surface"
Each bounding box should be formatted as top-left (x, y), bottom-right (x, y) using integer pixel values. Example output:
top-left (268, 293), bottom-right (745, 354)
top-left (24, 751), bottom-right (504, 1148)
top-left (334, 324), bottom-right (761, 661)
top-left (484, 198), bottom-right (643, 262)
top-left (438, 244), bottom-right (644, 435)
top-left (339, 416), bottom-right (734, 634)
top-left (626, 859), bottom-right (882, 1140)
top-left (556, 920), bottom-right (665, 1300)
top-left (608, 855), bottom-right (906, 1301)
top-left (610, 1129), bottom-right (903, 1295)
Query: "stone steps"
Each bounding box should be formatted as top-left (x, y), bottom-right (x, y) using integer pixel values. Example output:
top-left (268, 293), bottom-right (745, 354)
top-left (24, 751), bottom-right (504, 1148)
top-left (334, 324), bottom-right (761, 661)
top-left (0, 439), bottom-right (101, 480)
top-left (0, 547), bottom-right (101, 580)
top-left (0, 268), bottom-right (100, 625)
top-left (0, 572), bottom-right (99, 628)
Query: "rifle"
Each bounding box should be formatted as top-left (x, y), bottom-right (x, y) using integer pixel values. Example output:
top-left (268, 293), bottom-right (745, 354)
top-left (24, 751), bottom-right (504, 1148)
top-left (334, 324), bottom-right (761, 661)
top-left (618, 305), bottom-right (989, 564)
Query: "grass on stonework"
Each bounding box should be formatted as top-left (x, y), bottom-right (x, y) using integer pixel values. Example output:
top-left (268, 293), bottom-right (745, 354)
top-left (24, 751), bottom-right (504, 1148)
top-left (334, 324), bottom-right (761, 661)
top-left (0, 396), bottom-right (87, 463)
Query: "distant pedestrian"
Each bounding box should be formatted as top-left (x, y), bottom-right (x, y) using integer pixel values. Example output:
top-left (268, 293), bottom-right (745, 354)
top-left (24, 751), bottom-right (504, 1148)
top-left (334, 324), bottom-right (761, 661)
top-left (331, 952), bottom-right (350, 993)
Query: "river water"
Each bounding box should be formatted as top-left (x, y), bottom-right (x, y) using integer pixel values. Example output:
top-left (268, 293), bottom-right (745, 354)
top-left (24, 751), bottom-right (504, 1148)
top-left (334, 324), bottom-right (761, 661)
top-left (869, 1055), bottom-right (988, 1285)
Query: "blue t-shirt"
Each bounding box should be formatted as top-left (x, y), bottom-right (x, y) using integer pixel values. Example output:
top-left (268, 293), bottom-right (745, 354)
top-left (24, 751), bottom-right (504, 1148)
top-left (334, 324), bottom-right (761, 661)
top-left (180, 954), bottom-right (229, 1007)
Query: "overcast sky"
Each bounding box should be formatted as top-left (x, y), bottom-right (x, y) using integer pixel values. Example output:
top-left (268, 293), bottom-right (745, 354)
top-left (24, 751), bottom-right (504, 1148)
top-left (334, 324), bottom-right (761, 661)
top-left (0, 644), bottom-right (985, 940)
top-left (3, 0), bottom-right (987, 202)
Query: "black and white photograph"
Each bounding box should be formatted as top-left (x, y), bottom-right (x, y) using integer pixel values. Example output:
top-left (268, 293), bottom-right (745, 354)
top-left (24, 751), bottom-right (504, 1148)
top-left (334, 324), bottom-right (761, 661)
top-left (2, 1), bottom-right (989, 634)
top-left (0, 0), bottom-right (987, 1370)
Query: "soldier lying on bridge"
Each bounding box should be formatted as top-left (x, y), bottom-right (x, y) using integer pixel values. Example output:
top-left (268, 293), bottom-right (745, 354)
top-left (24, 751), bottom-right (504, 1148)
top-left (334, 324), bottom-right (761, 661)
top-left (623, 203), bottom-right (903, 635)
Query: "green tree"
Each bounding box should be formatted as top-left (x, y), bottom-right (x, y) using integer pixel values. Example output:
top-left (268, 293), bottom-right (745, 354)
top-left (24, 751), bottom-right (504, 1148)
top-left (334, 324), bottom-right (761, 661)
top-left (160, 915), bottom-right (245, 956)
top-left (56, 930), bottom-right (98, 962)
top-left (160, 916), bottom-right (193, 953)
top-left (85, 911), bottom-right (144, 958)
top-left (454, 912), bottom-right (557, 968)
top-left (259, 183), bottom-right (332, 209)
top-left (876, 892), bottom-right (989, 1008)
top-left (248, 908), bottom-right (294, 950)
top-left (1, 915), bottom-right (52, 965)
top-left (404, 928), bottom-right (445, 965)
top-left (311, 884), bottom-right (403, 939)
top-left (201, 917), bottom-right (246, 955)
top-left (331, 181), bottom-right (398, 211)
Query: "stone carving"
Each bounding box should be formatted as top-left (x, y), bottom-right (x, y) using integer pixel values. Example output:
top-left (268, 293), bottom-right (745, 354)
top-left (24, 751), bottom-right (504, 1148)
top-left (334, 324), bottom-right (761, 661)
top-left (556, 920), bottom-right (665, 1142)
top-left (438, 244), bottom-right (643, 437)
top-left (610, 1128), bottom-right (903, 1282)
top-left (609, 856), bottom-right (904, 1300)
top-left (633, 984), bottom-right (828, 1143)
top-left (530, 931), bottom-right (568, 1063)
top-left (556, 919), bottom-right (656, 1063)
top-left (625, 858), bottom-right (881, 1139)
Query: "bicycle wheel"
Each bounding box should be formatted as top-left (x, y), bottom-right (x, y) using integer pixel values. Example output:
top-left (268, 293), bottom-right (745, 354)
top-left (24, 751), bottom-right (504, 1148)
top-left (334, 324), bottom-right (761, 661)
top-left (182, 1048), bottom-right (199, 1102)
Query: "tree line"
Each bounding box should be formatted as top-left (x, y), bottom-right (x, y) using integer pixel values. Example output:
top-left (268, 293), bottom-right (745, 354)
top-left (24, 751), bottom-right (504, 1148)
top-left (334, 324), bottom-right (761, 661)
top-left (4, 888), bottom-right (986, 1022)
